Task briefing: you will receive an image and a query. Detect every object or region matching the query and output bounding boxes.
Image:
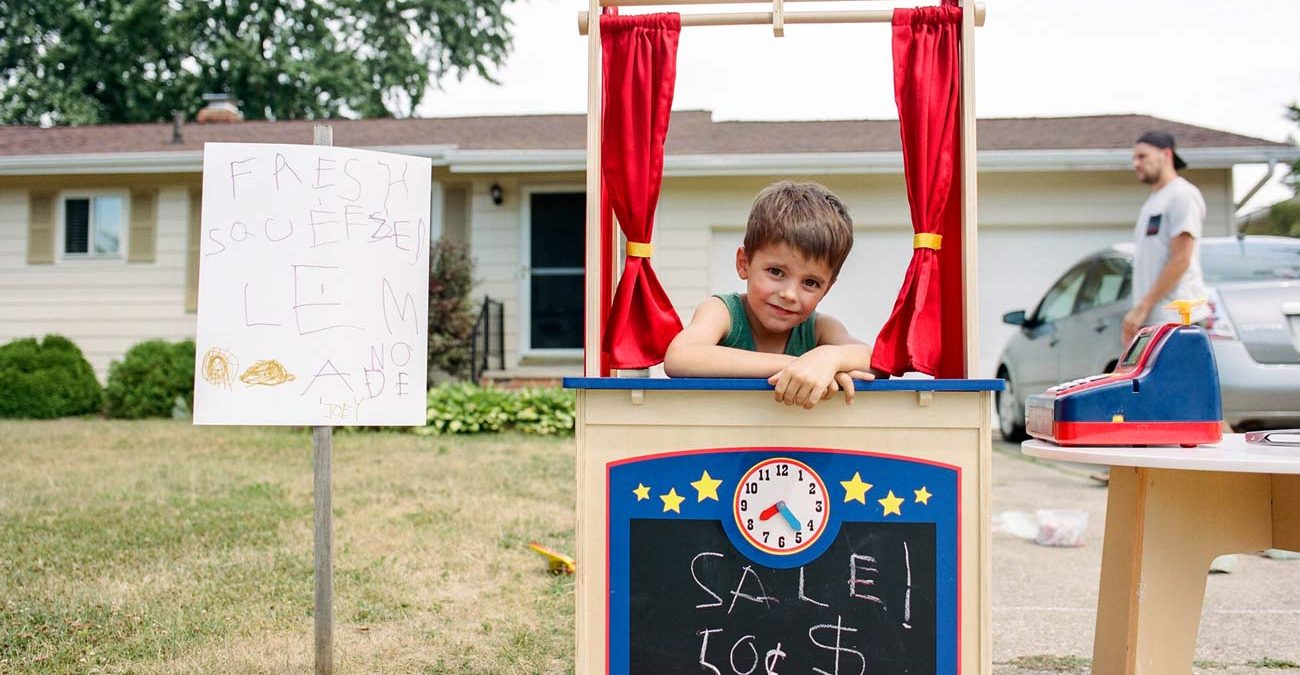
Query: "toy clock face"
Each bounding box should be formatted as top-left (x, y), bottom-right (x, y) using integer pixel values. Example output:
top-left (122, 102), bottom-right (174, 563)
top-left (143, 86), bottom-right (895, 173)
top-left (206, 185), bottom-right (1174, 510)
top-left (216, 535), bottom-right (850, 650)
top-left (732, 457), bottom-right (829, 555)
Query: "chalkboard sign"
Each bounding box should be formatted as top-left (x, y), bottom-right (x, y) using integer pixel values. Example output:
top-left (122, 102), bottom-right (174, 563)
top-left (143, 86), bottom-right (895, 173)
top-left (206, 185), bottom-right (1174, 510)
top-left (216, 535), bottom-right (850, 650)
top-left (607, 448), bottom-right (958, 674)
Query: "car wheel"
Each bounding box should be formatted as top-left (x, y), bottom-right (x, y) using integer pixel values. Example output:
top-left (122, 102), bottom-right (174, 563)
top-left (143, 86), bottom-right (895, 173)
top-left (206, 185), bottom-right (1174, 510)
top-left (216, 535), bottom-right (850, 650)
top-left (997, 368), bottom-right (1028, 442)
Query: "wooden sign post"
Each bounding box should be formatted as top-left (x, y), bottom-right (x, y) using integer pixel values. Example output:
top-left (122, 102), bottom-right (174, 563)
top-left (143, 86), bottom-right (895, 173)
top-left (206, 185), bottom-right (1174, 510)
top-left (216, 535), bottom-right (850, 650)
top-left (312, 125), bottom-right (335, 675)
top-left (192, 129), bottom-right (433, 674)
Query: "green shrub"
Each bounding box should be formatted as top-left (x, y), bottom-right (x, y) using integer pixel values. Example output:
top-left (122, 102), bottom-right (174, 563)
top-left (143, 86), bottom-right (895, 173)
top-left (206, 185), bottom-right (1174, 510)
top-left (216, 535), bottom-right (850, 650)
top-left (428, 240), bottom-right (477, 382)
top-left (104, 339), bottom-right (196, 419)
top-left (0, 334), bottom-right (102, 418)
top-left (511, 387), bottom-right (577, 436)
top-left (420, 383), bottom-right (574, 436)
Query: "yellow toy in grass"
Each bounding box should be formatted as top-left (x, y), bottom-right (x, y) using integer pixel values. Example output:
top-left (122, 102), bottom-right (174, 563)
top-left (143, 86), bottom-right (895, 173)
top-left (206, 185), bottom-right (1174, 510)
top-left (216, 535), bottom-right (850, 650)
top-left (528, 542), bottom-right (576, 575)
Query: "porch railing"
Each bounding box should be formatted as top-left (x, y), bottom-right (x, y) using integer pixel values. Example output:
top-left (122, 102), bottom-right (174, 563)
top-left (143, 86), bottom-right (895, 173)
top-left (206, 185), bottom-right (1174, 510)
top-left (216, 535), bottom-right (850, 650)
top-left (469, 295), bottom-right (505, 384)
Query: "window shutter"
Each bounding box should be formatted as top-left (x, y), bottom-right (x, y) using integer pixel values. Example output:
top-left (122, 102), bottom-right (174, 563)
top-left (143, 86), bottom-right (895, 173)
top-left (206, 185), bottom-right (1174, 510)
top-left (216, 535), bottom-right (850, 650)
top-left (127, 188), bottom-right (157, 263)
top-left (185, 188), bottom-right (201, 312)
top-left (442, 185), bottom-right (469, 244)
top-left (27, 191), bottom-right (55, 264)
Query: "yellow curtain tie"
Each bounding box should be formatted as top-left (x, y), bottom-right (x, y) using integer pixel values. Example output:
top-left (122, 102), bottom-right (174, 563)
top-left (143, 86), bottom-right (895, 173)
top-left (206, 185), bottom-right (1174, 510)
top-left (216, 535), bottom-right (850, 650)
top-left (913, 233), bottom-right (943, 250)
top-left (625, 241), bottom-right (654, 258)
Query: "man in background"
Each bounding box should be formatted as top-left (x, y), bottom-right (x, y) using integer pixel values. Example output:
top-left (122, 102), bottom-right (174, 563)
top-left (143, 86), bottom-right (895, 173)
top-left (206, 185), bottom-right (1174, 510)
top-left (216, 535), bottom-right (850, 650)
top-left (1123, 130), bottom-right (1210, 345)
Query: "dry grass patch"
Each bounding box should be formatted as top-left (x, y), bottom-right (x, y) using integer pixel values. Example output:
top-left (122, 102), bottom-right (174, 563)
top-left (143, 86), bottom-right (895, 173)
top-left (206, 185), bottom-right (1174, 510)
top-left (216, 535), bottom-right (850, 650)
top-left (0, 420), bottom-right (575, 674)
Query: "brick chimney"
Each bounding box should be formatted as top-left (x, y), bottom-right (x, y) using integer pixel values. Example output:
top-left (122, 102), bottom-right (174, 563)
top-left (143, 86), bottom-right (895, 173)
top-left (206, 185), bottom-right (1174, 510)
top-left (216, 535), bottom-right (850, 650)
top-left (196, 93), bottom-right (243, 123)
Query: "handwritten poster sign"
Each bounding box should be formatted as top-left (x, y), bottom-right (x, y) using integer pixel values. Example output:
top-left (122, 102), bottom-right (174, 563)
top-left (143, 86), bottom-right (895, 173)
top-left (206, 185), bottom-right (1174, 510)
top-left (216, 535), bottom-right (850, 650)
top-left (607, 448), bottom-right (959, 674)
top-left (193, 142), bottom-right (432, 426)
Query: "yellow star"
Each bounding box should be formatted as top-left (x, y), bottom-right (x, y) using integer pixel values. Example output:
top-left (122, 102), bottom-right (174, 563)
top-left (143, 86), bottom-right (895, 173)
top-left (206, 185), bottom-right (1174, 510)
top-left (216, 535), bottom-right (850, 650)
top-left (841, 472), bottom-right (873, 504)
top-left (633, 483), bottom-right (651, 501)
top-left (690, 470), bottom-right (723, 502)
top-left (660, 488), bottom-right (685, 514)
top-left (914, 486), bottom-right (932, 505)
top-left (879, 490), bottom-right (904, 517)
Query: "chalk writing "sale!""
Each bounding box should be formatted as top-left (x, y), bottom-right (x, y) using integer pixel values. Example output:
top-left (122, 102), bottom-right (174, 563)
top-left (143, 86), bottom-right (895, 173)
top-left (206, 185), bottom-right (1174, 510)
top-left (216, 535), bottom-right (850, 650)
top-left (629, 520), bottom-right (938, 675)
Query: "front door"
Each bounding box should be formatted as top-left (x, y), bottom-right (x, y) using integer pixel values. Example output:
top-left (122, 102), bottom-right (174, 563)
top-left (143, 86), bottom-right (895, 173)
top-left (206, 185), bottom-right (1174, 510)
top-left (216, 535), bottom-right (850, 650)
top-left (525, 190), bottom-right (585, 352)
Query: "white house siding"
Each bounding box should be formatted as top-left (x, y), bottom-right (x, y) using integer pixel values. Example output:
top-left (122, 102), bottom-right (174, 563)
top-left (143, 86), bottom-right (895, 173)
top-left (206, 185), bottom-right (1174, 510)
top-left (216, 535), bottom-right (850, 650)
top-left (0, 186), bottom-right (196, 381)
top-left (0, 166), bottom-right (1234, 382)
top-left (660, 169), bottom-right (1232, 378)
top-left (466, 177), bottom-right (524, 371)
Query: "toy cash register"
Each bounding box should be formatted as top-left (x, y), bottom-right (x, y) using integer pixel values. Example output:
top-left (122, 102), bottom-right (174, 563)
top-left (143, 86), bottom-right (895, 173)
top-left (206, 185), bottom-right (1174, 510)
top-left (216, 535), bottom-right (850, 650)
top-left (1026, 300), bottom-right (1223, 447)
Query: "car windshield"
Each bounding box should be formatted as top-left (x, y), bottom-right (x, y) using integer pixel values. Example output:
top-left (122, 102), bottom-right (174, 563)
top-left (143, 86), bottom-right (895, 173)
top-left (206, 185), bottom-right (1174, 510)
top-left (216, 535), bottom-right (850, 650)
top-left (1202, 240), bottom-right (1300, 282)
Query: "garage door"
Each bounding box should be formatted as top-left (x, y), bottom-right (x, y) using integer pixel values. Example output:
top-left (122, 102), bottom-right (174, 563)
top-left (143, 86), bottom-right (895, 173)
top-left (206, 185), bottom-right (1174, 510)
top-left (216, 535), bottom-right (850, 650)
top-left (709, 225), bottom-right (1130, 377)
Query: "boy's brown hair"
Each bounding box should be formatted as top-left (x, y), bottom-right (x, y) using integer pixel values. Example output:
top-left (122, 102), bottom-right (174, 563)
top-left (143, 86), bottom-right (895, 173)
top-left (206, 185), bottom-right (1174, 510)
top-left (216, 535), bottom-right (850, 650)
top-left (743, 181), bottom-right (854, 277)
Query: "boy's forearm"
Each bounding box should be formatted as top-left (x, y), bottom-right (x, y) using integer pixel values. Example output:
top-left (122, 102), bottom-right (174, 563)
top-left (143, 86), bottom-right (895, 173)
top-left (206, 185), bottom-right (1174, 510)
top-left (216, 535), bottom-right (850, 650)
top-left (815, 344), bottom-right (873, 373)
top-left (665, 345), bottom-right (796, 378)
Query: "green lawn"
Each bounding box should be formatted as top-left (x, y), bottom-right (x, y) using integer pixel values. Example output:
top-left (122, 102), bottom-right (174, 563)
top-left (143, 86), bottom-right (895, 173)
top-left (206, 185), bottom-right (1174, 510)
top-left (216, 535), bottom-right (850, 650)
top-left (0, 420), bottom-right (575, 674)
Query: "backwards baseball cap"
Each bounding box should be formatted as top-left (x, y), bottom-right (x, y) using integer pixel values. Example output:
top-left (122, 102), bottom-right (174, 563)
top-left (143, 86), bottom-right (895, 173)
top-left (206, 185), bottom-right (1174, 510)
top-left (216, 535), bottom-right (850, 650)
top-left (1135, 130), bottom-right (1187, 170)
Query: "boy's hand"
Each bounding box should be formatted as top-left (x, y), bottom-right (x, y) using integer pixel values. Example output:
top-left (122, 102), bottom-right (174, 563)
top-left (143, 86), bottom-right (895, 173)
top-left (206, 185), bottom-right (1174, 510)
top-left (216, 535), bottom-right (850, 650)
top-left (825, 369), bottom-right (876, 406)
top-left (768, 349), bottom-right (838, 408)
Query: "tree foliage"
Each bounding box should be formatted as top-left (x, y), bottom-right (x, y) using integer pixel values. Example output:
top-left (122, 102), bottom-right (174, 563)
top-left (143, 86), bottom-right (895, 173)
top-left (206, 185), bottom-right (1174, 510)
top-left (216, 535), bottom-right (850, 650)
top-left (0, 0), bottom-right (513, 125)
top-left (1240, 199), bottom-right (1300, 238)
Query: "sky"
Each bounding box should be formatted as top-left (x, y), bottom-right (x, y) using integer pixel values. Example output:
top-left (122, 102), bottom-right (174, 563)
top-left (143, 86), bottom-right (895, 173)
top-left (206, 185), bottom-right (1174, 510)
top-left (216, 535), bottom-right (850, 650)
top-left (416, 0), bottom-right (1300, 211)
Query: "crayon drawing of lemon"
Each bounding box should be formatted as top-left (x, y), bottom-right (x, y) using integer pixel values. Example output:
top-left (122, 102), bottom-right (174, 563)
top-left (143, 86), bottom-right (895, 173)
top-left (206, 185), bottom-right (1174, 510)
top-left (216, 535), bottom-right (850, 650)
top-left (201, 347), bottom-right (238, 388)
top-left (239, 359), bottom-right (296, 387)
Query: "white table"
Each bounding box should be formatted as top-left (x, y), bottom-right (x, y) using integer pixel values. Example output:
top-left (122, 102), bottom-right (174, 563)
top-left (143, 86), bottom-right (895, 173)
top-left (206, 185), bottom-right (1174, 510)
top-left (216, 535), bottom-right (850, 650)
top-left (1023, 435), bottom-right (1300, 675)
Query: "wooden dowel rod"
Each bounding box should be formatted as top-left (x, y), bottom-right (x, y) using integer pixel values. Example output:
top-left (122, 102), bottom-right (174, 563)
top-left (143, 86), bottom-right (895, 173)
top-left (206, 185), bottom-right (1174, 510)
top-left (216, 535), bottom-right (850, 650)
top-left (579, 4), bottom-right (984, 34)
top-left (583, 0), bottom-right (603, 378)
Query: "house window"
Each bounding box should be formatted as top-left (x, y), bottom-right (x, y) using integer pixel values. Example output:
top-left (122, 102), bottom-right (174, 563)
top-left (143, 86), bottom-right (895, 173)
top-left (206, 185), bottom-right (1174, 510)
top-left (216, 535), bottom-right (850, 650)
top-left (63, 194), bottom-right (125, 257)
top-left (526, 190), bottom-right (585, 351)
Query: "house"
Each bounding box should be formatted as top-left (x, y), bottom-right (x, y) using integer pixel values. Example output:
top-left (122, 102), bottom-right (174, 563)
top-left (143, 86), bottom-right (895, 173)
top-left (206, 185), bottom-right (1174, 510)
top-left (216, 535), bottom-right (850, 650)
top-left (2, 105), bottom-right (1296, 381)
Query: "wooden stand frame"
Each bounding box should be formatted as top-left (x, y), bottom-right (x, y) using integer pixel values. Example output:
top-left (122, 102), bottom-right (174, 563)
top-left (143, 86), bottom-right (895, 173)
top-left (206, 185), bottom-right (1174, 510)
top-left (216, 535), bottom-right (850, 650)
top-left (573, 385), bottom-right (997, 673)
top-left (574, 3), bottom-right (992, 673)
top-left (582, 0), bottom-right (983, 377)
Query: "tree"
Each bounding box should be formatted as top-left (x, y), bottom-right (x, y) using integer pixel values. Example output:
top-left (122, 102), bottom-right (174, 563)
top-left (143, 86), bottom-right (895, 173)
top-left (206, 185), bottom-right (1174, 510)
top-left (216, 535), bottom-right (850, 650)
top-left (0, 0), bottom-right (513, 125)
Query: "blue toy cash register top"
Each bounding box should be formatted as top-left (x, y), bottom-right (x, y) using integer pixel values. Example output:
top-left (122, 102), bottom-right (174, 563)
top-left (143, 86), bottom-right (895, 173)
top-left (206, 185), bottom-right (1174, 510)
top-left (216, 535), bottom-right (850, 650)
top-left (1026, 317), bottom-right (1223, 447)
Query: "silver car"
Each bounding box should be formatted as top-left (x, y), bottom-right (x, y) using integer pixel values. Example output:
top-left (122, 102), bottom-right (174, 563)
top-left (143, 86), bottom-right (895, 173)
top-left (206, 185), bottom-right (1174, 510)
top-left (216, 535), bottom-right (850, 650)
top-left (996, 235), bottom-right (1300, 441)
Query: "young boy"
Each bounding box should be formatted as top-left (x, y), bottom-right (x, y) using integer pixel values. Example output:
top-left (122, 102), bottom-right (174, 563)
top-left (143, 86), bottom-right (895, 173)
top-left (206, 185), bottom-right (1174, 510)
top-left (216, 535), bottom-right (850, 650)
top-left (664, 181), bottom-right (874, 408)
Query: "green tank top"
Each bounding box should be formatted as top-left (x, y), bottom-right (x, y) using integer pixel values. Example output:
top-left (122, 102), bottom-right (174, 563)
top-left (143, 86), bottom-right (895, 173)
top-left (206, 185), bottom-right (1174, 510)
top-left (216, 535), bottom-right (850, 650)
top-left (714, 292), bottom-right (818, 357)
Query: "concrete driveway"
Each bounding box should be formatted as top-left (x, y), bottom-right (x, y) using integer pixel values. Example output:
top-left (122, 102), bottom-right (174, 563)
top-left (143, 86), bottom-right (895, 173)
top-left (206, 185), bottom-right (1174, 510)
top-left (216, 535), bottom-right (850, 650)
top-left (991, 440), bottom-right (1300, 674)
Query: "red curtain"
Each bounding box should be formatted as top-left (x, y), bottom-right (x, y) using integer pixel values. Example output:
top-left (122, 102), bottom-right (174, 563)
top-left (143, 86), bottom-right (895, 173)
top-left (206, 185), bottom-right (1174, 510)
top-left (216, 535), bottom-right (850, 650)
top-left (600, 13), bottom-right (684, 369)
top-left (870, 3), bottom-right (965, 378)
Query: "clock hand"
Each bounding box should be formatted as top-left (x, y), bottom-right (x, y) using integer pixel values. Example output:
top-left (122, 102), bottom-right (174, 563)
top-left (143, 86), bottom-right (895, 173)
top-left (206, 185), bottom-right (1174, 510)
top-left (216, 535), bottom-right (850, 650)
top-left (776, 501), bottom-right (802, 531)
top-left (758, 503), bottom-right (780, 521)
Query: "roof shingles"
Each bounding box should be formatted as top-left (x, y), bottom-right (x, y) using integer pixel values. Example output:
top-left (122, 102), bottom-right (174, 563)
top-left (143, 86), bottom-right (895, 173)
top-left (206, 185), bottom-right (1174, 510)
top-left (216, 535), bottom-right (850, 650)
top-left (0, 111), bottom-right (1286, 157)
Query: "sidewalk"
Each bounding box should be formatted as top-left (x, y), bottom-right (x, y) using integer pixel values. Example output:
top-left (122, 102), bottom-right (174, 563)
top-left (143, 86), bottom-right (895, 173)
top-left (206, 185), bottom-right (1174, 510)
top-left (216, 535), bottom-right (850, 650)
top-left (990, 440), bottom-right (1300, 675)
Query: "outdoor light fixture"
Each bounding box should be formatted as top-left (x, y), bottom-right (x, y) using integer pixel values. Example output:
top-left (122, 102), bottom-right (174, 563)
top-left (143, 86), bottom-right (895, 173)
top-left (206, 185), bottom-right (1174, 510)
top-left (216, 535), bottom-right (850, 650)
top-left (489, 183), bottom-right (503, 206)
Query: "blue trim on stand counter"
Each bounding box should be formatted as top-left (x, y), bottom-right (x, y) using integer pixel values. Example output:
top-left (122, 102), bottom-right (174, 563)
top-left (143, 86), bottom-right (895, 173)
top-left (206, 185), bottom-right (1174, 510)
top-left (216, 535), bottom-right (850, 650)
top-left (563, 377), bottom-right (1004, 392)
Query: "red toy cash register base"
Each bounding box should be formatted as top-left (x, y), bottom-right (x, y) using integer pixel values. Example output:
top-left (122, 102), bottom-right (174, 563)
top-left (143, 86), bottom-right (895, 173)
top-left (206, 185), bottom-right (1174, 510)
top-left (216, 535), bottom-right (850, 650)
top-left (1026, 300), bottom-right (1223, 447)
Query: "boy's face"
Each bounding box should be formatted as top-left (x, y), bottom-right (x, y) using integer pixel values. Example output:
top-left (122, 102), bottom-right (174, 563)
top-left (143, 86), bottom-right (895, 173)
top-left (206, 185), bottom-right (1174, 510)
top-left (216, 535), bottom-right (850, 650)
top-left (735, 243), bottom-right (836, 335)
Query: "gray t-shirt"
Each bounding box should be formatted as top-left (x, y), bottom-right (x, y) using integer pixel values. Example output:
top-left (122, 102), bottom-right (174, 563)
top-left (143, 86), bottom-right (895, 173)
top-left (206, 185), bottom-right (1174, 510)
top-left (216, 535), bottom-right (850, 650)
top-left (1133, 176), bottom-right (1210, 324)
